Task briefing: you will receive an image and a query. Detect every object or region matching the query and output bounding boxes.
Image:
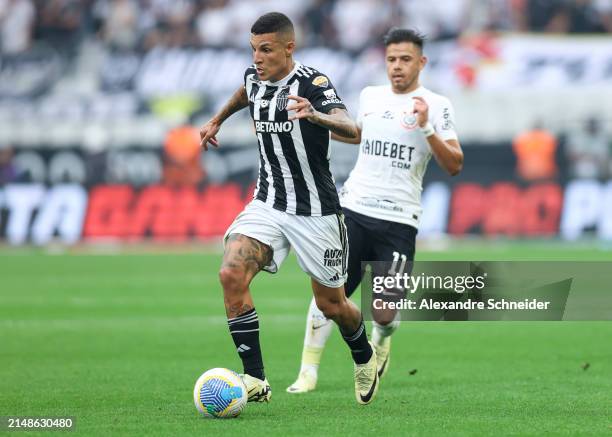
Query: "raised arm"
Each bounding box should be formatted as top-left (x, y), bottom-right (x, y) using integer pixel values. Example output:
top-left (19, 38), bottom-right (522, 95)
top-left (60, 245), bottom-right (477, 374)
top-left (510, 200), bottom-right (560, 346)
top-left (199, 86), bottom-right (249, 150)
top-left (413, 96), bottom-right (463, 176)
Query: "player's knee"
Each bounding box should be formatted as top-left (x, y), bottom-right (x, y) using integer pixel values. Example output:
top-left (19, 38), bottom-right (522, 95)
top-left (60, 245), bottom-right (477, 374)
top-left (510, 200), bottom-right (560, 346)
top-left (373, 314), bottom-right (395, 326)
top-left (218, 267), bottom-right (247, 293)
top-left (376, 318), bottom-right (393, 326)
top-left (316, 298), bottom-right (342, 320)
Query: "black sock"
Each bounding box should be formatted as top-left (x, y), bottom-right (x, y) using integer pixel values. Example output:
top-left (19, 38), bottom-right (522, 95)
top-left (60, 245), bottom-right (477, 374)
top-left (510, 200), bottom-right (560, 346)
top-left (341, 319), bottom-right (373, 364)
top-left (227, 308), bottom-right (265, 380)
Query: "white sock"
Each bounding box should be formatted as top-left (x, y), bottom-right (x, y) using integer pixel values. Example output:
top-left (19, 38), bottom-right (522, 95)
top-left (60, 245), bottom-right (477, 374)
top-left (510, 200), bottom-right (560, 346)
top-left (372, 319), bottom-right (400, 347)
top-left (299, 297), bottom-right (333, 377)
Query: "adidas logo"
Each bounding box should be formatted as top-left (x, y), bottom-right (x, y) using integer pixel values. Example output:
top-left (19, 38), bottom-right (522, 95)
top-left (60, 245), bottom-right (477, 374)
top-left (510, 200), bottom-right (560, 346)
top-left (237, 344), bottom-right (251, 353)
top-left (328, 273), bottom-right (340, 282)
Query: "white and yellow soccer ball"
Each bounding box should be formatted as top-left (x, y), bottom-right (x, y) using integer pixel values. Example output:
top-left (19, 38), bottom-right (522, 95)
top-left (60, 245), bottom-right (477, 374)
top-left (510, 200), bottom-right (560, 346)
top-left (193, 368), bottom-right (248, 418)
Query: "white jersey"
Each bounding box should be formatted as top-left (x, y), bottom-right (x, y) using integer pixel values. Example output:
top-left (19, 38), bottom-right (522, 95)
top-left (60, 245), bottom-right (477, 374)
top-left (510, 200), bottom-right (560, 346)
top-left (340, 85), bottom-right (458, 228)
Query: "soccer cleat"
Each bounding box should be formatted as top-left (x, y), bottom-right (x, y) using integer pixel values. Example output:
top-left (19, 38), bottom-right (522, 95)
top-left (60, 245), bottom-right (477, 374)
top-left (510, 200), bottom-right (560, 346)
top-left (354, 342), bottom-right (379, 405)
top-left (240, 373), bottom-right (272, 403)
top-left (286, 371), bottom-right (317, 394)
top-left (374, 337), bottom-right (391, 379)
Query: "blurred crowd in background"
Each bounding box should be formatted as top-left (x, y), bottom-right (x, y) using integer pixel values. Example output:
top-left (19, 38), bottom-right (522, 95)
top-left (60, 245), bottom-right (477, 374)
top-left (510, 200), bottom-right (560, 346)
top-left (1, 0), bottom-right (612, 55)
top-left (0, 1), bottom-right (612, 242)
top-left (0, 0), bottom-right (611, 183)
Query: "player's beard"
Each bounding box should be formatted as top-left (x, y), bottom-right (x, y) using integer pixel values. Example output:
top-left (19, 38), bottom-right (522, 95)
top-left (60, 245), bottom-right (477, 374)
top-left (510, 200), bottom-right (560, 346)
top-left (392, 71), bottom-right (419, 93)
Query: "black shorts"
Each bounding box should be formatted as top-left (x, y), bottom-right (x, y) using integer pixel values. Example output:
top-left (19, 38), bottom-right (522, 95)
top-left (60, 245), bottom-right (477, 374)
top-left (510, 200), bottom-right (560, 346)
top-left (343, 207), bottom-right (417, 298)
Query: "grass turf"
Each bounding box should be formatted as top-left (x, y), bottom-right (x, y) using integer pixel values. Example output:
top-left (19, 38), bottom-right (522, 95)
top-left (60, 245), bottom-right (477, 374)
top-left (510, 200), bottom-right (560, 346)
top-left (1, 243), bottom-right (611, 436)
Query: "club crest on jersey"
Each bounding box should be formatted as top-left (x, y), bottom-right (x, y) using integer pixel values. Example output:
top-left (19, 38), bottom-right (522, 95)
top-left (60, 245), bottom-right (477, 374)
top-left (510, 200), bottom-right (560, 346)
top-left (276, 87), bottom-right (290, 111)
top-left (400, 111), bottom-right (419, 130)
top-left (248, 87), bottom-right (257, 103)
top-left (312, 75), bottom-right (329, 88)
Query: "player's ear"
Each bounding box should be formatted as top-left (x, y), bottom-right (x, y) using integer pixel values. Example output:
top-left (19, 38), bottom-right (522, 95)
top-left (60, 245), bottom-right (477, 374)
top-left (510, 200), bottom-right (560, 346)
top-left (420, 55), bottom-right (428, 71)
top-left (285, 40), bottom-right (295, 57)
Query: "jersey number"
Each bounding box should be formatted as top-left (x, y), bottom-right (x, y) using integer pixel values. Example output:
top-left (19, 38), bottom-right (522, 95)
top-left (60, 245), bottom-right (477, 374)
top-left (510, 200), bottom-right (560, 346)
top-left (388, 251), bottom-right (408, 275)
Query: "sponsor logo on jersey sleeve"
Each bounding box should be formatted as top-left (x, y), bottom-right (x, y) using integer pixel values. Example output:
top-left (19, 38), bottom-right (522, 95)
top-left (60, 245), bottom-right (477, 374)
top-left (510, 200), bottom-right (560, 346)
top-left (321, 88), bottom-right (343, 106)
top-left (312, 75), bottom-right (329, 88)
top-left (441, 107), bottom-right (452, 130)
top-left (323, 89), bottom-right (336, 99)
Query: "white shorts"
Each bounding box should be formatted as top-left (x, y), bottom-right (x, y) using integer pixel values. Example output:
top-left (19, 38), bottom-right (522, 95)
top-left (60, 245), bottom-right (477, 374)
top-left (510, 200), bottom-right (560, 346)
top-left (224, 200), bottom-right (348, 288)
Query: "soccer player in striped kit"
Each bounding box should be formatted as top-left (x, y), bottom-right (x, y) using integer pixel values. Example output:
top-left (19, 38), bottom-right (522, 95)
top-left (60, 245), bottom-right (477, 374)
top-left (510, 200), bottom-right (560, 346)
top-left (199, 12), bottom-right (379, 405)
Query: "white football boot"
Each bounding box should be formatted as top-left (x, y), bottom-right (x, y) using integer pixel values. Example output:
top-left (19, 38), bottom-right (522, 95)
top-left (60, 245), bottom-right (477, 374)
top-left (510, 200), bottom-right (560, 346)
top-left (286, 370), bottom-right (317, 393)
top-left (240, 374), bottom-right (271, 403)
top-left (354, 342), bottom-right (379, 405)
top-left (374, 336), bottom-right (391, 378)
top-left (286, 345), bottom-right (323, 393)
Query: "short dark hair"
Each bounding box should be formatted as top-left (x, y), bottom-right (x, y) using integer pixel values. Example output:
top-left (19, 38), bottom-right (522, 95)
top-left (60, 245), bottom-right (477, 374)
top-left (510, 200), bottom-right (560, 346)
top-left (383, 28), bottom-right (425, 50)
top-left (251, 12), bottom-right (294, 35)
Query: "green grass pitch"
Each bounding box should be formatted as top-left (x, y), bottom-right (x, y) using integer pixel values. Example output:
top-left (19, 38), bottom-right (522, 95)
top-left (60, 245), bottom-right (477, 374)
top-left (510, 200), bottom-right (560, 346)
top-left (1, 243), bottom-right (611, 436)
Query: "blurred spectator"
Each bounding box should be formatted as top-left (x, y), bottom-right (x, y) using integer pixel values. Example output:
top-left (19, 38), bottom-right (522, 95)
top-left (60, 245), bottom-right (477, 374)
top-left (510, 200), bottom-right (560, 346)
top-left (332, 0), bottom-right (391, 52)
top-left (0, 0), bottom-right (35, 54)
top-left (301, 0), bottom-right (338, 48)
top-left (568, 0), bottom-right (608, 32)
top-left (35, 0), bottom-right (84, 50)
top-left (463, 0), bottom-right (517, 33)
top-left (0, 144), bottom-right (16, 184)
top-left (162, 125), bottom-right (204, 186)
top-left (593, 0), bottom-right (612, 32)
top-left (144, 0), bottom-right (196, 48)
top-left (196, 0), bottom-right (233, 47)
top-left (523, 0), bottom-right (569, 32)
top-left (513, 122), bottom-right (558, 181)
top-left (565, 117), bottom-right (610, 179)
top-left (400, 0), bottom-right (468, 41)
top-left (98, 0), bottom-right (139, 50)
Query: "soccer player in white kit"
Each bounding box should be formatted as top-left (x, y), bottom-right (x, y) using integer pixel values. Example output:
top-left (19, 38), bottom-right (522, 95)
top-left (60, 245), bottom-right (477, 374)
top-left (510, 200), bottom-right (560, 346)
top-left (287, 28), bottom-right (464, 393)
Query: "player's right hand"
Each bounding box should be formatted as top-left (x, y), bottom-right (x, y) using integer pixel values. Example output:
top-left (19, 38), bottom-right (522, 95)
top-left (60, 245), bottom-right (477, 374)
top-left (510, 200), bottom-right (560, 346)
top-left (199, 119), bottom-right (221, 151)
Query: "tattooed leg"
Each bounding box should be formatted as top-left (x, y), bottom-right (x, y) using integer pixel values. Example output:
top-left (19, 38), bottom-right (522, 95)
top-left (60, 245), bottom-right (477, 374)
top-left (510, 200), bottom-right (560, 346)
top-left (219, 234), bottom-right (273, 318)
top-left (219, 234), bottom-right (273, 382)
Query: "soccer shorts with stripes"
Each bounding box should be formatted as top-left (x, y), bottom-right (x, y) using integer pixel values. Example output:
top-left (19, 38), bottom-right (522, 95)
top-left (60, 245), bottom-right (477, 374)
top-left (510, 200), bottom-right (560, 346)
top-left (224, 199), bottom-right (348, 288)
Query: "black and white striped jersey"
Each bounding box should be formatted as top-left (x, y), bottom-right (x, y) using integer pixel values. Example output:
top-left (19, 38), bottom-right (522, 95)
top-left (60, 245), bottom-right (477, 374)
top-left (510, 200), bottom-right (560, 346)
top-left (244, 61), bottom-right (346, 216)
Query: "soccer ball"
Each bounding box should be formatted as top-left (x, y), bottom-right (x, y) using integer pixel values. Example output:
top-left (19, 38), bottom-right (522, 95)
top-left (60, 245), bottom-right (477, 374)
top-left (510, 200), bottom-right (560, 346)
top-left (193, 368), bottom-right (248, 418)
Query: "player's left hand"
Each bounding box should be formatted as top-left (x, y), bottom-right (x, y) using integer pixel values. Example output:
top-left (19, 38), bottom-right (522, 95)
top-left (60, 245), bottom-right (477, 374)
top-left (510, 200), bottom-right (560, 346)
top-left (412, 96), bottom-right (429, 128)
top-left (287, 95), bottom-right (319, 122)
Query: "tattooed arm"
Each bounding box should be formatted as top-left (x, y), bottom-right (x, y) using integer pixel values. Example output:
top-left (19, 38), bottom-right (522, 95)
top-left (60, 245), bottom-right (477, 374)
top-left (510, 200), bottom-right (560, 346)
top-left (286, 95), bottom-right (359, 139)
top-left (200, 86), bottom-right (249, 150)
